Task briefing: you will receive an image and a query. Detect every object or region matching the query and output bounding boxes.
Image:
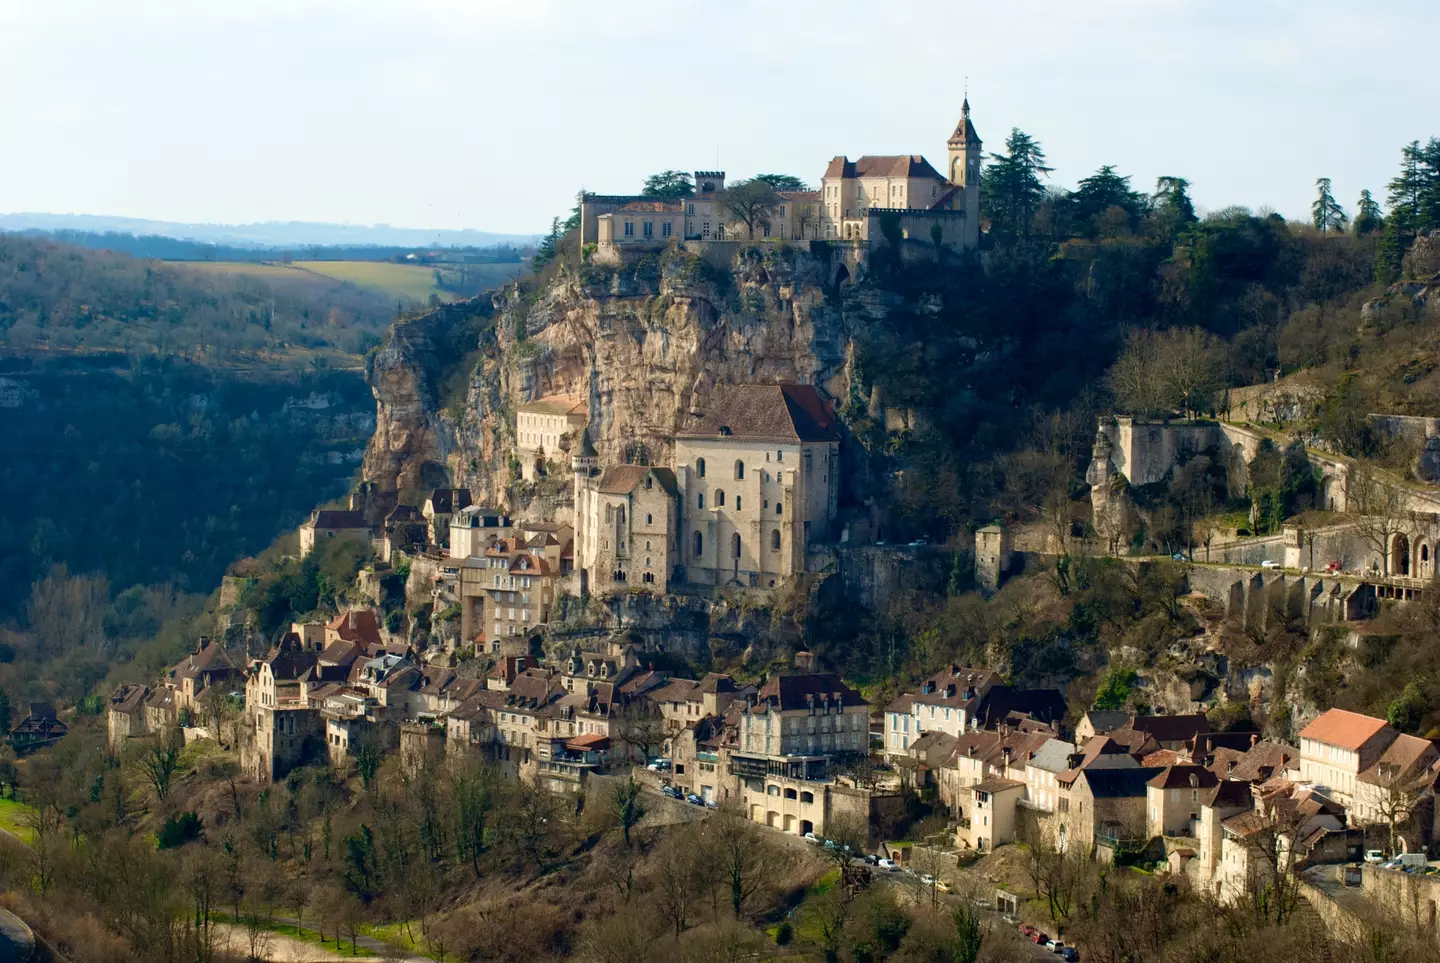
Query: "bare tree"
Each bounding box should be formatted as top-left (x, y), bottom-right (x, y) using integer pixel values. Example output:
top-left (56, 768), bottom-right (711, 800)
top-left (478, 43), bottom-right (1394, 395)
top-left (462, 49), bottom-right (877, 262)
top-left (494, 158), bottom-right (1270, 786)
top-left (135, 728), bottom-right (183, 801)
top-left (614, 700), bottom-right (669, 762)
top-left (711, 807), bottom-right (773, 918)
top-left (1236, 792), bottom-right (1309, 925)
top-left (1349, 465), bottom-right (1415, 576)
top-left (654, 823), bottom-right (703, 938)
top-left (1371, 762), bottom-right (1427, 857)
top-left (722, 179), bottom-right (782, 239)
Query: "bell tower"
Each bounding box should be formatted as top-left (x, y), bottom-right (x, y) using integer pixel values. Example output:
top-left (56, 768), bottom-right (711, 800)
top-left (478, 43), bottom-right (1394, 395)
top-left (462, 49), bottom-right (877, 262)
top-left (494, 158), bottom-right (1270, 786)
top-left (946, 96), bottom-right (982, 246)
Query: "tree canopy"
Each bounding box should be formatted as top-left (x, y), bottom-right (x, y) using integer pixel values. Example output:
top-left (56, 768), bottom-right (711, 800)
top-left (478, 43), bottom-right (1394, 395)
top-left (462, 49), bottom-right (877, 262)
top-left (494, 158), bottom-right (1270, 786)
top-left (641, 170), bottom-right (695, 200)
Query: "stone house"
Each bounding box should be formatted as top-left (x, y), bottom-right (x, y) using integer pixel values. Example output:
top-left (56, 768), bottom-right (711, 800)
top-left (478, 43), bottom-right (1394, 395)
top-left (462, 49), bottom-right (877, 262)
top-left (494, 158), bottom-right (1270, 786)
top-left (1075, 710), bottom-right (1131, 743)
top-left (167, 638), bottom-right (241, 718)
top-left (1063, 767), bottom-right (1163, 857)
top-left (1299, 708), bottom-right (1400, 807)
top-left (298, 508), bottom-right (371, 558)
top-left (572, 455), bottom-right (679, 595)
top-left (1145, 764), bottom-right (1220, 839)
top-left (646, 673), bottom-right (742, 733)
top-left (107, 684), bottom-right (151, 754)
top-left (958, 778), bottom-right (1026, 853)
top-left (447, 505), bottom-right (513, 561)
top-left (883, 665), bottom-right (1003, 759)
top-left (732, 673), bottom-right (869, 765)
top-left (144, 687), bottom-right (178, 734)
top-left (674, 384), bottom-right (840, 590)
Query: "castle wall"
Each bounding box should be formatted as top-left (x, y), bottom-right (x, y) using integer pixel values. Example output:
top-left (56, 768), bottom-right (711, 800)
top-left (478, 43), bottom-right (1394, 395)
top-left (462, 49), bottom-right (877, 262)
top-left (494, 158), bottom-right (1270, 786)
top-left (1108, 418), bottom-right (1225, 486)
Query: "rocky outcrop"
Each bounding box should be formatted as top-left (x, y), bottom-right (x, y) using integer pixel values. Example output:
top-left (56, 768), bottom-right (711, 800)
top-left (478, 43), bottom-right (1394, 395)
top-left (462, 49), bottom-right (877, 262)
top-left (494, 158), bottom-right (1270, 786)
top-left (363, 245), bottom-right (884, 517)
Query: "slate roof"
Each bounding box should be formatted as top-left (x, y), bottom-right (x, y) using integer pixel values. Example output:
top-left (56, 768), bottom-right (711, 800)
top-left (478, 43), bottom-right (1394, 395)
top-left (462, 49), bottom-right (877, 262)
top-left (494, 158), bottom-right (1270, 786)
top-left (171, 640), bottom-right (238, 681)
top-left (308, 509), bottom-right (369, 530)
top-left (681, 384), bottom-right (839, 443)
top-left (824, 155), bottom-right (945, 180)
top-left (1082, 710), bottom-right (1130, 735)
top-left (597, 465), bottom-right (679, 496)
top-left (1201, 779), bottom-right (1254, 810)
top-left (1082, 767), bottom-right (1166, 799)
top-left (109, 684), bottom-right (149, 714)
top-left (613, 200), bottom-right (685, 214)
top-left (1129, 714), bottom-right (1211, 745)
top-left (1300, 708), bottom-right (1391, 751)
top-left (1027, 738), bottom-right (1078, 774)
top-left (426, 489), bottom-right (471, 514)
top-left (518, 396), bottom-right (588, 417)
top-left (1147, 764), bottom-right (1220, 790)
top-left (776, 190), bottom-right (821, 202)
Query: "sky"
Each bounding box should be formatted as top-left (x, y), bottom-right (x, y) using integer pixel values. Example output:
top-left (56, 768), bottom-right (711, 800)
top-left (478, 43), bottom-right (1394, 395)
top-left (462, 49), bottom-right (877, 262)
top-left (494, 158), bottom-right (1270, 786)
top-left (0, 0), bottom-right (1435, 236)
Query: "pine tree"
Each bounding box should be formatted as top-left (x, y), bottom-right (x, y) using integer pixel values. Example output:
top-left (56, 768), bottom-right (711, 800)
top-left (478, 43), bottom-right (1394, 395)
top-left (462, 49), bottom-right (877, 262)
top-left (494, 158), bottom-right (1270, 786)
top-left (1067, 165), bottom-right (1145, 237)
top-left (1311, 177), bottom-right (1348, 233)
top-left (1152, 176), bottom-right (1198, 236)
top-left (981, 129), bottom-right (1053, 241)
top-left (1353, 189), bottom-right (1384, 236)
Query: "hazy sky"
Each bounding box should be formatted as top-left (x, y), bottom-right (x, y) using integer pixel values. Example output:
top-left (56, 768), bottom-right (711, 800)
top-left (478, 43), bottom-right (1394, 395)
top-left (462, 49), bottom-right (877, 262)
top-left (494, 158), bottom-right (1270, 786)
top-left (1, 0), bottom-right (1434, 235)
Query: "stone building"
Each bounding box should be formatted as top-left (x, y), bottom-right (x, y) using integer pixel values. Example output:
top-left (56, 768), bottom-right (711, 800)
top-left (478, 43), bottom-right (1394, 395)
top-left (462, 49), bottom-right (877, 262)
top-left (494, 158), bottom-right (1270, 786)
top-left (458, 536), bottom-right (565, 652)
top-left (516, 396), bottom-right (587, 482)
top-left (674, 383), bottom-right (840, 589)
top-left (107, 684), bottom-right (151, 754)
top-left (424, 488), bottom-right (472, 551)
top-left (572, 445), bottom-right (679, 595)
top-left (298, 508), bottom-right (371, 557)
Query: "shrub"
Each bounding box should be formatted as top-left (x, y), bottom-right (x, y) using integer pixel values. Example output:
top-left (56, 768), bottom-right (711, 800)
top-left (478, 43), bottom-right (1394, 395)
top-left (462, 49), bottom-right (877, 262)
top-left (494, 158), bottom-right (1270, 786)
top-left (157, 810), bottom-right (202, 849)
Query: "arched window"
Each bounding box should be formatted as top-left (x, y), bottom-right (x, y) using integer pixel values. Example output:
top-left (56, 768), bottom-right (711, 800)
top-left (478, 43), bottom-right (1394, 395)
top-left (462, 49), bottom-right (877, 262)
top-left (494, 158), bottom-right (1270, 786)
top-left (733, 533), bottom-right (742, 559)
top-left (775, 502), bottom-right (783, 516)
top-left (646, 514), bottom-right (653, 526)
top-left (734, 496), bottom-right (742, 511)
top-left (716, 489), bottom-right (726, 507)
top-left (771, 529), bottom-right (781, 551)
top-left (697, 493), bottom-right (705, 510)
top-left (696, 458), bottom-right (706, 478)
top-left (693, 531), bottom-right (704, 557)
top-left (644, 475), bottom-right (653, 490)
top-left (735, 460), bottom-right (745, 480)
top-left (776, 450), bottom-right (784, 462)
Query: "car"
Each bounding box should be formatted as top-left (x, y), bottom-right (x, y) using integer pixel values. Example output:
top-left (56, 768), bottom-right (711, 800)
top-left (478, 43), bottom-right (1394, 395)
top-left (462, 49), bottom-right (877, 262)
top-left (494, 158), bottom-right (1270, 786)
top-left (876, 858), bottom-right (897, 871)
top-left (1171, 552), bottom-right (1187, 561)
top-left (1046, 938), bottom-right (1066, 953)
top-left (705, 799), bottom-right (719, 809)
top-left (908, 538), bottom-right (928, 547)
top-left (1032, 932), bottom-right (1050, 945)
top-left (919, 874), bottom-right (936, 886)
top-left (1364, 849), bottom-right (1386, 864)
top-left (1260, 559), bottom-right (1280, 569)
top-left (934, 880), bottom-right (951, 893)
top-left (685, 793), bottom-right (704, 806)
top-left (646, 759), bottom-right (671, 772)
top-left (1019, 923), bottom-right (1036, 938)
top-left (972, 897), bottom-right (993, 910)
top-left (1001, 914), bottom-right (1021, 926)
top-left (1061, 948), bottom-right (1080, 962)
top-left (804, 832), bottom-right (821, 844)
top-left (660, 785), bottom-right (681, 799)
top-left (823, 839), bottom-right (837, 849)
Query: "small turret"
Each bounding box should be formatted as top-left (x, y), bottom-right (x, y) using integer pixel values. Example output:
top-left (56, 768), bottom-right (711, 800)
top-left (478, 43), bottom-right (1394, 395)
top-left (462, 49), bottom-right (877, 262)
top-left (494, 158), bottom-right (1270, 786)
top-left (571, 427), bottom-right (599, 477)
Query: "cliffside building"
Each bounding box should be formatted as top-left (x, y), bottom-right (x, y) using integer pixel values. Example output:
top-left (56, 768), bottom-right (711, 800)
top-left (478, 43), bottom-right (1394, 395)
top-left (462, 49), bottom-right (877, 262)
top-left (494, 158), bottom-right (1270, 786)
top-left (517, 395), bottom-right (587, 481)
top-left (674, 383), bottom-right (840, 589)
top-left (572, 452), bottom-right (680, 596)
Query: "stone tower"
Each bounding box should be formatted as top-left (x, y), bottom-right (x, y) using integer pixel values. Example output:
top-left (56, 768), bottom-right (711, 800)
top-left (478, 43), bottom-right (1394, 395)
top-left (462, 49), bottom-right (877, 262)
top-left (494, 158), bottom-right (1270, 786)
top-left (946, 97), bottom-right (983, 246)
top-left (571, 428), bottom-right (600, 596)
top-left (974, 524), bottom-right (1012, 595)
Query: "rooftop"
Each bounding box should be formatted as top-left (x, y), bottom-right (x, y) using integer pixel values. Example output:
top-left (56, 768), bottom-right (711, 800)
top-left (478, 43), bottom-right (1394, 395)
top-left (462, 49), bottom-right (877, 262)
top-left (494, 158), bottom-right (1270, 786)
top-left (681, 384), bottom-right (838, 443)
top-left (1299, 708), bottom-right (1392, 751)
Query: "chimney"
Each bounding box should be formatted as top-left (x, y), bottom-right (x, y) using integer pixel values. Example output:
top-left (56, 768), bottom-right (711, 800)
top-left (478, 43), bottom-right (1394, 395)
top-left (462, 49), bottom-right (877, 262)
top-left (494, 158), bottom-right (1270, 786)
top-left (1250, 733), bottom-right (1259, 748)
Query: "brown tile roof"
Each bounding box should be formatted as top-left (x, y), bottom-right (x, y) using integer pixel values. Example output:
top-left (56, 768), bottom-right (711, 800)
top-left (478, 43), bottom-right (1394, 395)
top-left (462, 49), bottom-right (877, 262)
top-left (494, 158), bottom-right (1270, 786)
top-left (509, 553), bottom-right (552, 576)
top-left (1201, 779), bottom-right (1253, 810)
top-left (754, 673), bottom-right (866, 712)
top-left (329, 610), bottom-right (382, 649)
top-left (518, 395), bottom-right (587, 417)
top-left (681, 384), bottom-right (839, 443)
top-left (1129, 714), bottom-right (1210, 745)
top-left (1228, 741), bottom-right (1299, 783)
top-left (1299, 708), bottom-right (1391, 751)
top-left (109, 683), bottom-right (149, 714)
top-left (597, 465), bottom-right (679, 496)
top-left (776, 190), bottom-right (821, 202)
top-left (1146, 764), bottom-right (1220, 790)
top-left (1361, 734), bottom-right (1439, 785)
top-left (971, 777), bottom-right (1026, 794)
top-left (309, 509), bottom-right (369, 531)
top-left (824, 155), bottom-right (945, 180)
top-left (172, 640), bottom-right (239, 680)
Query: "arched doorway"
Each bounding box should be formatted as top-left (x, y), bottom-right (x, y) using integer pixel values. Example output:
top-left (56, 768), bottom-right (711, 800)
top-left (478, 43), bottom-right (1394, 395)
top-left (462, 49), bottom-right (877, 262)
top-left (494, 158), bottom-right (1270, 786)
top-left (1392, 533), bottom-right (1412, 576)
top-left (1421, 544), bottom-right (1431, 579)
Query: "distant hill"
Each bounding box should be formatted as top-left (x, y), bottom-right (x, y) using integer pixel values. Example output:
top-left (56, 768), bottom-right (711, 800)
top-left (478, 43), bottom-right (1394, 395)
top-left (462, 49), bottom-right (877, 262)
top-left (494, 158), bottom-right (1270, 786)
top-left (0, 212), bottom-right (539, 250)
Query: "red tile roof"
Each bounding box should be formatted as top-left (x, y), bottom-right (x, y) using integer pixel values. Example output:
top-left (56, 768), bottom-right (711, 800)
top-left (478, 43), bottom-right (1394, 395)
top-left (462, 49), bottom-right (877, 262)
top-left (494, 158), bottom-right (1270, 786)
top-left (1299, 709), bottom-right (1391, 751)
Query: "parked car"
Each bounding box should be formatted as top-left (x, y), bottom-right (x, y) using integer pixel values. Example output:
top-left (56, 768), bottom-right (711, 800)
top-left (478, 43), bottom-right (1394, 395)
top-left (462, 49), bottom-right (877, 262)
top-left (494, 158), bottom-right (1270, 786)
top-left (1171, 552), bottom-right (1187, 561)
top-left (876, 858), bottom-right (897, 871)
top-left (1046, 938), bottom-right (1066, 953)
top-left (646, 758), bottom-right (671, 772)
top-left (972, 897), bottom-right (992, 910)
top-left (908, 538), bottom-right (928, 547)
top-left (660, 785), bottom-right (681, 799)
top-left (1061, 948), bottom-right (1080, 962)
top-left (804, 832), bottom-right (821, 844)
top-left (1001, 914), bottom-right (1021, 926)
top-left (1260, 559), bottom-right (1280, 569)
top-left (1032, 931), bottom-right (1050, 945)
top-left (823, 839), bottom-right (838, 849)
top-left (685, 793), bottom-right (704, 806)
top-left (1364, 850), bottom-right (1386, 864)
top-left (1399, 852), bottom-right (1429, 869)
top-left (919, 874), bottom-right (937, 887)
top-left (1019, 923), bottom-right (1036, 938)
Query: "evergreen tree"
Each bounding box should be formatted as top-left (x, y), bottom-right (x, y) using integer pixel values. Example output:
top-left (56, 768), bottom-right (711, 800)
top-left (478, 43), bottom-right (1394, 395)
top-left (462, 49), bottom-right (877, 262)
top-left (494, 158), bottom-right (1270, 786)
top-left (981, 129), bottom-right (1052, 241)
top-left (641, 170), bottom-right (695, 200)
top-left (1066, 165), bottom-right (1145, 238)
top-left (1152, 176), bottom-right (1198, 236)
top-left (529, 218), bottom-right (562, 271)
top-left (754, 174), bottom-right (809, 192)
top-left (1353, 189), bottom-right (1384, 236)
top-left (1311, 177), bottom-right (1347, 233)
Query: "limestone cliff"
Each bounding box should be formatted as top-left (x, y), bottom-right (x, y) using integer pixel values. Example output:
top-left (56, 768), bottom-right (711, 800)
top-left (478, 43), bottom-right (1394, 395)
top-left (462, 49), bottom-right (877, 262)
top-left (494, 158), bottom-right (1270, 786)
top-left (363, 246), bottom-right (884, 521)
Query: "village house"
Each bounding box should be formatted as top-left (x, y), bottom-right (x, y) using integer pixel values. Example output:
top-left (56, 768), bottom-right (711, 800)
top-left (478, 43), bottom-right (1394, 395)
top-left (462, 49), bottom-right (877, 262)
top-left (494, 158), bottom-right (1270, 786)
top-left (240, 633), bottom-right (325, 782)
top-left (9, 702), bottom-right (67, 753)
top-left (106, 683), bottom-right (151, 754)
top-left (646, 673), bottom-right (743, 733)
top-left (958, 778), bottom-right (1026, 853)
top-left (298, 508), bottom-right (371, 558)
top-left (1299, 708), bottom-right (1404, 807)
top-left (380, 504), bottom-right (426, 562)
top-left (166, 638), bottom-right (242, 719)
top-left (1146, 764), bottom-right (1220, 839)
top-left (571, 453), bottom-right (679, 596)
top-left (885, 666), bottom-right (1003, 758)
top-left (1063, 767), bottom-right (1165, 858)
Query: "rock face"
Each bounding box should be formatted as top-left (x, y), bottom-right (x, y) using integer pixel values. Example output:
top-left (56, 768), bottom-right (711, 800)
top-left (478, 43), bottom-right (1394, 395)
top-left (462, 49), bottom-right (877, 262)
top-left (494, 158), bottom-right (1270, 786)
top-left (363, 246), bottom-right (876, 519)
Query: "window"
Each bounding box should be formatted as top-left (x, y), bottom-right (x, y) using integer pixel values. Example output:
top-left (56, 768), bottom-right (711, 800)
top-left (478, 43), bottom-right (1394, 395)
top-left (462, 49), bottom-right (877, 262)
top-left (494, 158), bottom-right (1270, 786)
top-left (693, 531), bottom-right (703, 557)
top-left (779, 205), bottom-right (787, 217)
top-left (696, 457), bottom-right (706, 478)
top-left (800, 791), bottom-right (814, 804)
top-left (702, 221), bottom-right (710, 237)
top-left (771, 529), bottom-right (781, 551)
top-left (767, 784), bottom-right (780, 796)
top-left (776, 502), bottom-right (783, 516)
top-left (642, 220), bottom-right (653, 238)
top-left (776, 450), bottom-right (783, 462)
top-left (686, 203), bottom-right (695, 215)
top-left (784, 788), bottom-right (797, 800)
top-left (697, 493), bottom-right (705, 510)
top-left (643, 571), bottom-right (654, 584)
top-left (735, 459), bottom-right (745, 480)
top-left (662, 221), bottom-right (672, 237)
top-left (623, 221), bottom-right (634, 236)
top-left (734, 495), bottom-right (742, 511)
top-left (644, 475), bottom-right (652, 490)
top-left (733, 533), bottom-right (742, 559)
top-left (716, 489), bottom-right (725, 507)
top-left (646, 514), bottom-right (653, 526)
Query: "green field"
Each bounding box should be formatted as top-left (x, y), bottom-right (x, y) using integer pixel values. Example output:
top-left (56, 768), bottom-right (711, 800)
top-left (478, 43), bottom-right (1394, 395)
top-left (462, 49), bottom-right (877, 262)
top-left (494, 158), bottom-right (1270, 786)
top-left (292, 260), bottom-right (456, 303)
top-left (0, 797), bottom-right (38, 843)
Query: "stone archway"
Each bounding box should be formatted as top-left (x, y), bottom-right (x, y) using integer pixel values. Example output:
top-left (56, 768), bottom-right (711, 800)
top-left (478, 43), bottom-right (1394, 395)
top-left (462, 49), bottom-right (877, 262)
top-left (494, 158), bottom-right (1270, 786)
top-left (1392, 533), bottom-right (1411, 577)
top-left (1421, 543), bottom-right (1431, 580)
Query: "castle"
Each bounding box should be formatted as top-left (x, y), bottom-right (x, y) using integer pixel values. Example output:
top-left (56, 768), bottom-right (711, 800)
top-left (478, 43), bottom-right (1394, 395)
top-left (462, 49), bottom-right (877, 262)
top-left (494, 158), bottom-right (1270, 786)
top-left (579, 100), bottom-right (982, 258)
